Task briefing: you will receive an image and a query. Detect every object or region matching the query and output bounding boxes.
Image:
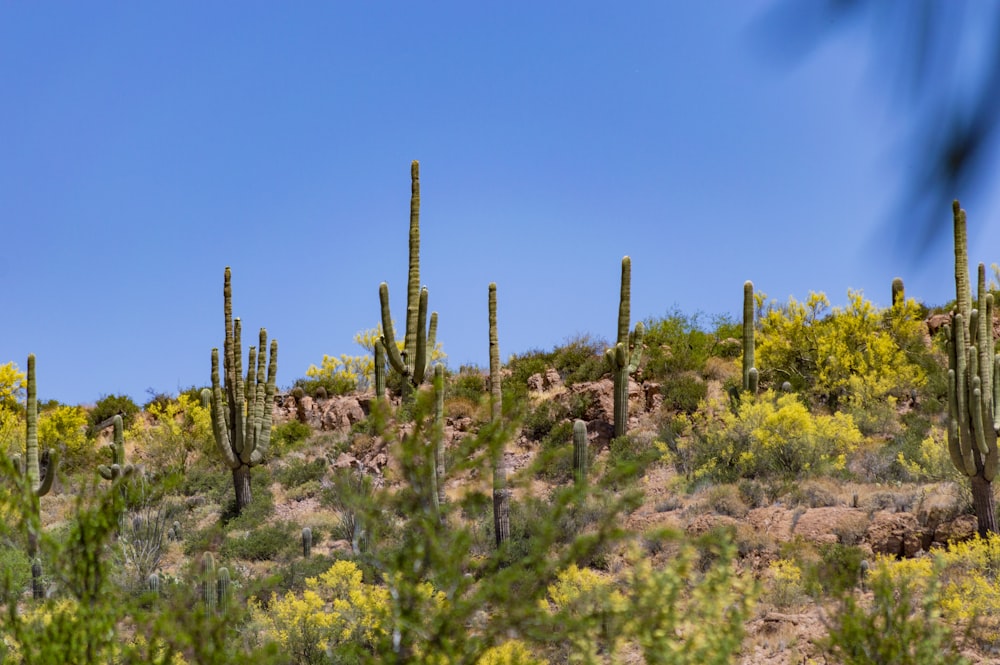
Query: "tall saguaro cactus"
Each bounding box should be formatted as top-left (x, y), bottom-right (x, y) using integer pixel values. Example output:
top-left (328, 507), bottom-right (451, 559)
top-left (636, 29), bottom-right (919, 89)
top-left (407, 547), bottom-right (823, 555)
top-left (209, 267), bottom-right (278, 515)
top-left (742, 281), bottom-right (758, 394)
top-left (379, 161), bottom-right (439, 401)
top-left (605, 257), bottom-right (645, 438)
top-left (489, 282), bottom-right (510, 548)
top-left (945, 200), bottom-right (998, 536)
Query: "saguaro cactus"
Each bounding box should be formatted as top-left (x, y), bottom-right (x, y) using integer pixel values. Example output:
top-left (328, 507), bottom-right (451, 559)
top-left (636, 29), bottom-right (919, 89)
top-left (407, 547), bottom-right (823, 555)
top-left (97, 415), bottom-right (133, 481)
top-left (433, 363), bottom-right (446, 508)
top-left (489, 283), bottom-right (510, 549)
top-left (891, 277), bottom-right (905, 307)
top-left (16, 355), bottom-right (59, 500)
top-left (379, 161), bottom-right (439, 401)
top-left (945, 200), bottom-right (998, 536)
top-left (573, 419), bottom-right (588, 485)
top-left (302, 526), bottom-right (312, 558)
top-left (742, 280), bottom-right (758, 394)
top-left (605, 257), bottom-right (645, 438)
top-left (209, 267), bottom-right (278, 515)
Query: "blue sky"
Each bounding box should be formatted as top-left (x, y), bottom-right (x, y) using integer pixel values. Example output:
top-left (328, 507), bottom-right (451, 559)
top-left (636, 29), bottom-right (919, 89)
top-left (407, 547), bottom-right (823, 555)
top-left (4, 2), bottom-right (1000, 406)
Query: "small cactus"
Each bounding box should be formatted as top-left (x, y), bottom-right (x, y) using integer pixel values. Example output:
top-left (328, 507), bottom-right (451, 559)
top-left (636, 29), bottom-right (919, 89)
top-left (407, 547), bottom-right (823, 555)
top-left (302, 527), bottom-right (312, 558)
top-left (742, 281), bottom-right (757, 394)
top-left (216, 567), bottom-right (231, 615)
top-left (573, 419), bottom-right (588, 485)
top-left (200, 552), bottom-right (217, 614)
top-left (32, 558), bottom-right (44, 600)
top-left (147, 572), bottom-right (160, 596)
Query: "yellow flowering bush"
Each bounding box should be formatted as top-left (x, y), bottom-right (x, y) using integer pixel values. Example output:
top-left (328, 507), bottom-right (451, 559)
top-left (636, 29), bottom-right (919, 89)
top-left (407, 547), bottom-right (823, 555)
top-left (673, 391), bottom-right (863, 481)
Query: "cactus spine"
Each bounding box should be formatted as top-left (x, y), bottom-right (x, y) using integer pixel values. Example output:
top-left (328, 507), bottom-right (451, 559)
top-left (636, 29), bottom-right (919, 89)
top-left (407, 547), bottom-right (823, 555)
top-left (605, 257), bottom-right (644, 438)
top-left (573, 419), bottom-right (588, 485)
top-left (489, 283), bottom-right (509, 549)
top-left (379, 161), bottom-right (439, 401)
top-left (742, 281), bottom-right (758, 394)
top-left (209, 267), bottom-right (278, 515)
top-left (946, 201), bottom-right (999, 536)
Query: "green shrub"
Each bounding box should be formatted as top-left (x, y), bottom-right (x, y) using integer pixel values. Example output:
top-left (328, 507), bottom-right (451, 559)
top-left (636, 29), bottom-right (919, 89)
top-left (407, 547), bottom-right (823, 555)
top-left (275, 457), bottom-right (327, 490)
top-left (87, 393), bottom-right (140, 435)
top-left (270, 420), bottom-right (312, 455)
top-left (221, 521), bottom-right (297, 561)
top-left (660, 373), bottom-right (707, 414)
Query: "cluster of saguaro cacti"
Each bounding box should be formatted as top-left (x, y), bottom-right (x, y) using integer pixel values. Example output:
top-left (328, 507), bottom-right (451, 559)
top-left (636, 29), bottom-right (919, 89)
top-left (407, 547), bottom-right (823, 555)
top-left (378, 161), bottom-right (439, 401)
top-left (944, 200), bottom-right (999, 536)
top-left (208, 267), bottom-right (278, 515)
top-left (490, 282), bottom-right (510, 549)
top-left (199, 552), bottom-right (230, 615)
top-left (605, 257), bottom-right (644, 438)
top-left (742, 280), bottom-right (758, 394)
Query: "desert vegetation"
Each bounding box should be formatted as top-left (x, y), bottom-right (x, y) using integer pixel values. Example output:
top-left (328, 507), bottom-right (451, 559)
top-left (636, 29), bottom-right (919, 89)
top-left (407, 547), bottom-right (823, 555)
top-left (4, 169), bottom-right (1000, 664)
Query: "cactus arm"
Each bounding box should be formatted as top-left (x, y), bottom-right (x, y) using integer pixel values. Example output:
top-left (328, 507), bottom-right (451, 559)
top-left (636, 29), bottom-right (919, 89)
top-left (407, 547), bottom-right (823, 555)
top-left (379, 282), bottom-right (407, 375)
top-left (210, 348), bottom-right (239, 470)
top-left (374, 338), bottom-right (386, 399)
top-left (413, 288), bottom-right (429, 386)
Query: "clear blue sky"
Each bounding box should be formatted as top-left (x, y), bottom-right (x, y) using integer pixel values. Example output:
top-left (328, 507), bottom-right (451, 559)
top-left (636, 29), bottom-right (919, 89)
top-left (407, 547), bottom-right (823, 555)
top-left (4, 2), bottom-right (1000, 406)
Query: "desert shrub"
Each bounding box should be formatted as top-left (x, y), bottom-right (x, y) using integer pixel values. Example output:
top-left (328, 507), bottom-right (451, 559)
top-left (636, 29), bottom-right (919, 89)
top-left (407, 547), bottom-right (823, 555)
top-left (449, 366), bottom-right (487, 403)
top-left (642, 310), bottom-right (724, 380)
top-left (824, 556), bottom-right (967, 664)
top-left (87, 393), bottom-right (140, 435)
top-left (659, 372), bottom-right (707, 414)
top-left (271, 420), bottom-right (313, 455)
top-left (550, 334), bottom-right (608, 385)
top-left (756, 290), bottom-right (928, 411)
top-left (673, 391), bottom-right (863, 482)
top-left (0, 545), bottom-right (31, 601)
top-left (38, 403), bottom-right (92, 471)
top-left (275, 457), bottom-right (327, 490)
top-left (131, 392), bottom-right (213, 472)
top-left (765, 558), bottom-right (807, 608)
top-left (521, 401), bottom-right (568, 442)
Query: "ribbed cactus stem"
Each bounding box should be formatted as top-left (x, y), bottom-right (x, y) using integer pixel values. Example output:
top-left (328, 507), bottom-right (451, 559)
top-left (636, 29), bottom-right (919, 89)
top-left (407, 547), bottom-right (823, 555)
top-left (98, 415), bottom-right (126, 481)
top-left (434, 363), bottom-right (446, 508)
top-left (216, 567), bottom-right (230, 614)
top-left (32, 558), bottom-right (43, 600)
top-left (209, 267), bottom-right (278, 515)
top-left (201, 553), bottom-right (216, 613)
top-left (946, 200), bottom-right (999, 536)
top-left (302, 527), bottom-right (312, 558)
top-left (605, 257), bottom-right (644, 438)
top-left (147, 572), bottom-right (160, 596)
top-left (489, 282), bottom-right (509, 549)
top-left (742, 281), bottom-right (756, 392)
top-left (378, 161), bottom-right (439, 400)
top-left (891, 277), bottom-right (905, 307)
top-left (374, 338), bottom-right (386, 400)
top-left (573, 419), bottom-right (588, 485)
